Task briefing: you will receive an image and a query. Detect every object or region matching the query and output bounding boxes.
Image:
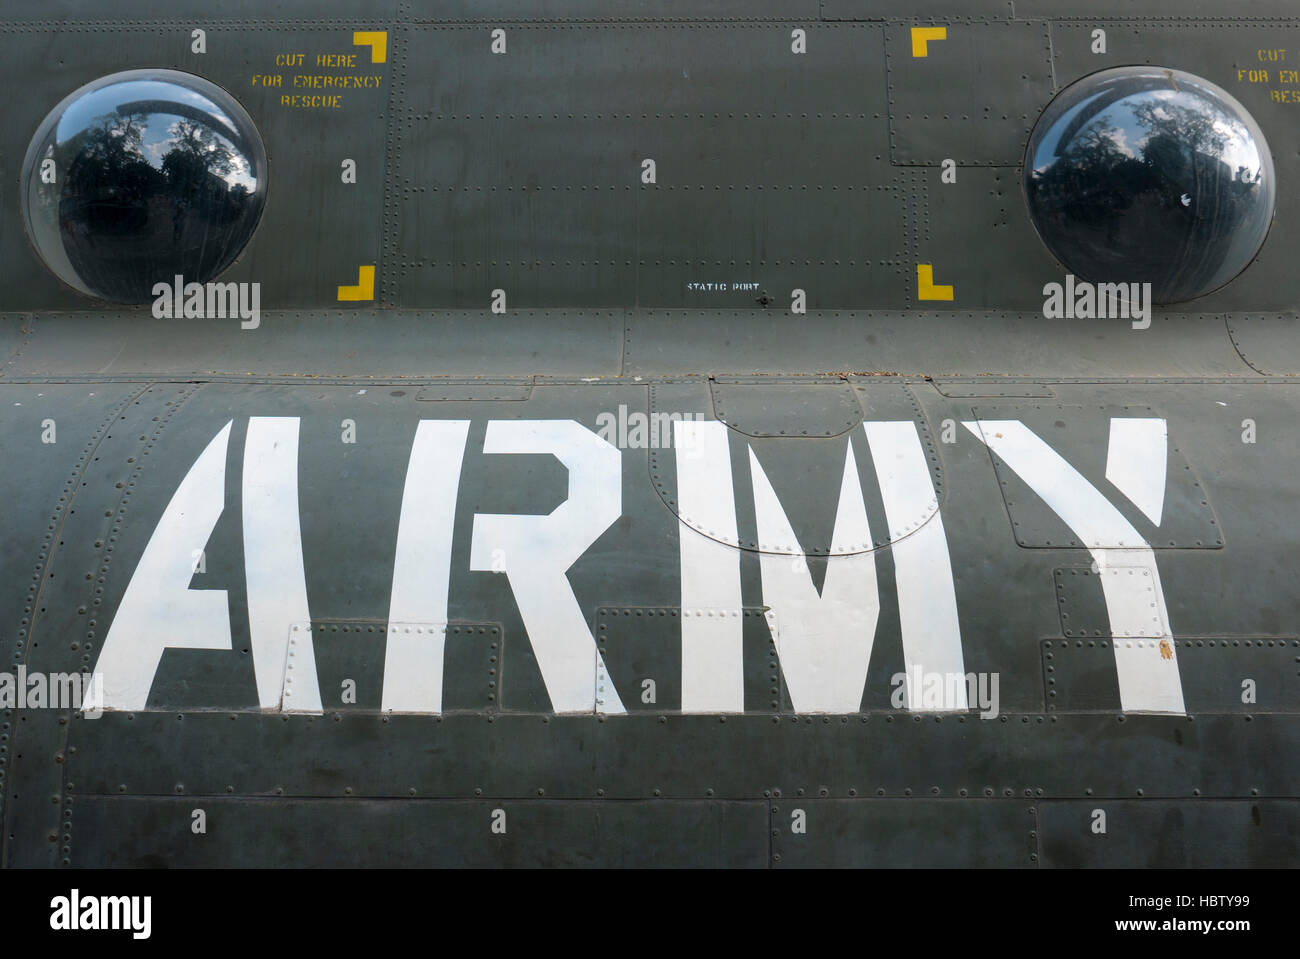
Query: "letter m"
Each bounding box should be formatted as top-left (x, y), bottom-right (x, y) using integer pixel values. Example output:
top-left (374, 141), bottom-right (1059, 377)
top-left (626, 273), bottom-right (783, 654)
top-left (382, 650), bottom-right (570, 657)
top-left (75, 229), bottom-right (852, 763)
top-left (205, 282), bottom-right (239, 318)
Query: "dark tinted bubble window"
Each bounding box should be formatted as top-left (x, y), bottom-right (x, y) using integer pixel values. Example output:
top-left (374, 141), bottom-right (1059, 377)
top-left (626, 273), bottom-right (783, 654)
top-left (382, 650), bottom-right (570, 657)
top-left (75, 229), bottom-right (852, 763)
top-left (1024, 67), bottom-right (1275, 304)
top-left (21, 69), bottom-right (267, 304)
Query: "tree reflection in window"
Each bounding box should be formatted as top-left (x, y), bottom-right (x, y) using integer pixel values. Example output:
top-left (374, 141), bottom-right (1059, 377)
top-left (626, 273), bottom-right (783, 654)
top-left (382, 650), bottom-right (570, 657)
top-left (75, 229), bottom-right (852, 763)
top-left (23, 70), bottom-right (266, 303)
top-left (1025, 68), bottom-right (1274, 304)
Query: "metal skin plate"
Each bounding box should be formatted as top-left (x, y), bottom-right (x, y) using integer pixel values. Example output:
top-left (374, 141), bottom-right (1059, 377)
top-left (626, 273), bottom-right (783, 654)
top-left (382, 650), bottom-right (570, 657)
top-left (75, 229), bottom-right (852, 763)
top-left (1, 1), bottom-right (1300, 869)
top-left (1227, 314), bottom-right (1300, 375)
top-left (1037, 801), bottom-right (1300, 868)
top-left (770, 800), bottom-right (1038, 868)
top-left (1043, 635), bottom-right (1300, 713)
top-left (920, 168), bottom-right (1065, 311)
top-left (597, 607), bottom-right (783, 714)
top-left (972, 402), bottom-right (1221, 549)
top-left (395, 21), bottom-right (905, 309)
top-left (67, 798), bottom-right (770, 868)
top-left (709, 377), bottom-right (863, 437)
top-left (885, 20), bottom-right (1055, 167)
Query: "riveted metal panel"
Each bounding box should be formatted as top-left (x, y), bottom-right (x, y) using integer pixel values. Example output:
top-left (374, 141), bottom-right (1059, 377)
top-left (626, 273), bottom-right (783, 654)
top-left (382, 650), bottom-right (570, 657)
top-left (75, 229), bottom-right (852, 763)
top-left (915, 166), bottom-right (1064, 310)
top-left (0, 384), bottom-right (143, 674)
top-left (917, 395), bottom-right (1064, 715)
top-left (3, 712), bottom-right (71, 867)
top-left (1059, 568), bottom-right (1168, 639)
top-left (407, 0), bottom-right (820, 18)
top-left (822, 1), bottom-right (1017, 17)
top-left (586, 714), bottom-right (1043, 800)
top-left (1011, 382), bottom-right (1300, 647)
top-left (972, 404), bottom-right (1222, 548)
top-left (1044, 636), bottom-right (1300, 713)
top-left (1037, 799), bottom-right (1300, 868)
top-left (64, 712), bottom-right (1300, 802)
top-left (710, 377), bottom-right (863, 437)
top-left (394, 164), bottom-right (638, 309)
top-left (646, 380), bottom-right (724, 535)
top-left (650, 379), bottom-right (943, 555)
top-left (851, 377), bottom-right (946, 505)
top-left (930, 379), bottom-right (1055, 398)
top-left (443, 624), bottom-right (503, 712)
top-left (2, 383), bottom-right (200, 867)
top-left (1020, 0), bottom-right (1297, 15)
top-left (3, 1), bottom-right (401, 19)
top-left (1176, 638), bottom-right (1300, 712)
top-left (1054, 566), bottom-right (1116, 640)
top-left (624, 310), bottom-right (928, 376)
top-left (1051, 566), bottom-right (1254, 643)
top-left (621, 311), bottom-right (1249, 378)
top-left (0, 312), bottom-right (627, 379)
top-left (885, 20), bottom-right (1054, 166)
top-left (596, 607), bottom-right (784, 714)
top-left (393, 22), bottom-right (903, 309)
top-left (399, 112), bottom-right (889, 202)
top-left (1041, 637), bottom-right (1123, 713)
top-left (1227, 313), bottom-right (1300, 375)
top-left (402, 22), bottom-right (880, 129)
top-left (66, 797), bottom-right (769, 868)
top-left (301, 622), bottom-right (500, 713)
top-left (770, 799), bottom-right (1037, 867)
top-left (302, 622), bottom-right (386, 711)
top-left (415, 380), bottom-right (535, 401)
top-left (69, 713), bottom-right (599, 799)
top-left (0, 20), bottom-right (394, 312)
top-left (634, 183), bottom-right (909, 309)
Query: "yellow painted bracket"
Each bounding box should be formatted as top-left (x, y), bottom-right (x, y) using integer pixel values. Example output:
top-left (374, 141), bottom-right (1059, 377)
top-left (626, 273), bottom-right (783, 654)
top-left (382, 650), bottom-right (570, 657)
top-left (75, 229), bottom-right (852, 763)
top-left (338, 265), bottom-right (376, 301)
top-left (353, 30), bottom-right (388, 63)
top-left (916, 264), bottom-right (954, 301)
top-left (911, 26), bottom-right (947, 58)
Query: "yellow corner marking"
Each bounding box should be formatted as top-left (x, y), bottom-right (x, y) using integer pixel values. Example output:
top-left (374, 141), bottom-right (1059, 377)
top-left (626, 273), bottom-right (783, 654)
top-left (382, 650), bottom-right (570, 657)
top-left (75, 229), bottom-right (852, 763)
top-left (916, 264), bottom-right (954, 301)
top-left (353, 30), bottom-right (388, 63)
top-left (911, 26), bottom-right (947, 58)
top-left (338, 265), bottom-right (376, 301)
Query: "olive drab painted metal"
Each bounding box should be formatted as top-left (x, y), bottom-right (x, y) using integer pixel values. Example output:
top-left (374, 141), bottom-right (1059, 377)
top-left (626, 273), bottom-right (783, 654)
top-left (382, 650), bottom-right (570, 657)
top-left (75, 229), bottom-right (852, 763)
top-left (0, 0), bottom-right (1299, 868)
